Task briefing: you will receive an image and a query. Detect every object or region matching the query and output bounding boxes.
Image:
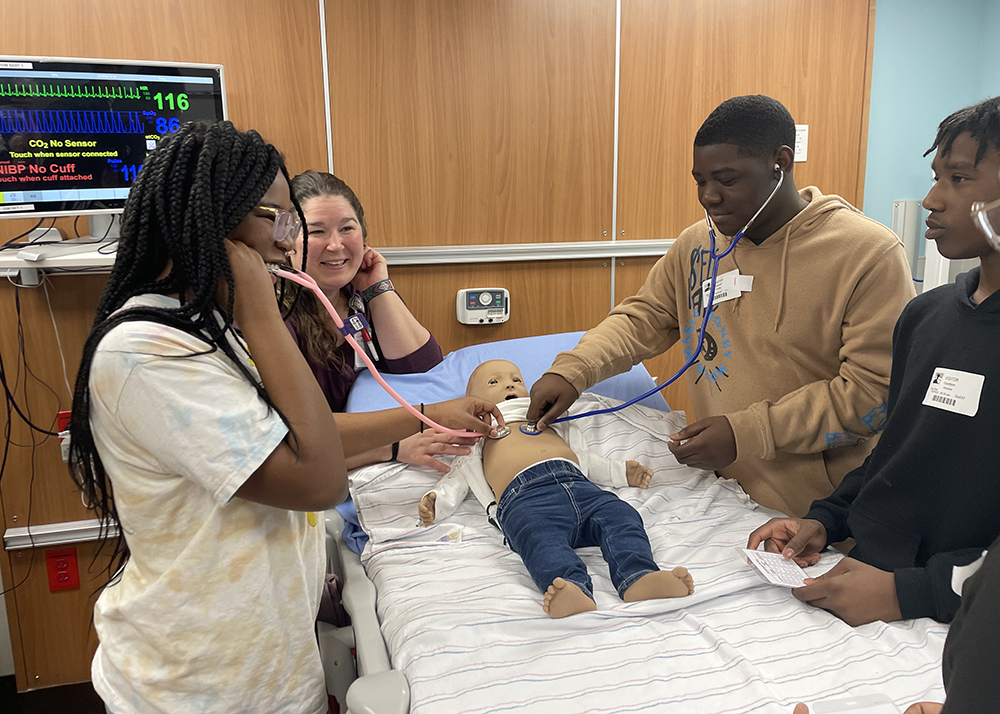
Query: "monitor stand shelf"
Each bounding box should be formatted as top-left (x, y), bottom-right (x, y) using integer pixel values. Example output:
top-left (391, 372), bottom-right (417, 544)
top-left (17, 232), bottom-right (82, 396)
top-left (0, 237), bottom-right (118, 285)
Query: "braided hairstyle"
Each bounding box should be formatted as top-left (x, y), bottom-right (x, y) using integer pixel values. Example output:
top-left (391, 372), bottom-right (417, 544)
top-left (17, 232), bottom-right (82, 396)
top-left (925, 96), bottom-right (1000, 164)
top-left (285, 170), bottom-right (367, 370)
top-left (69, 120), bottom-right (309, 582)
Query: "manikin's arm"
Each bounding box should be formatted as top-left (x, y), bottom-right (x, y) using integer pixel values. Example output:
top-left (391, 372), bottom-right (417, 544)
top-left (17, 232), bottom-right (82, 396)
top-left (558, 421), bottom-right (632, 489)
top-left (418, 455), bottom-right (479, 524)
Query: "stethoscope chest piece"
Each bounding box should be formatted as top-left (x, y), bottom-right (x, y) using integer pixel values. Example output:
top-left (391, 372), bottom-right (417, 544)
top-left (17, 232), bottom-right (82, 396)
top-left (489, 426), bottom-right (512, 440)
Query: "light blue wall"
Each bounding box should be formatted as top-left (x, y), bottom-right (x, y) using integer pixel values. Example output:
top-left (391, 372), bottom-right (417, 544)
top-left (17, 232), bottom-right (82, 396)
top-left (982, 1), bottom-right (1000, 98)
top-left (863, 0), bottom-right (998, 228)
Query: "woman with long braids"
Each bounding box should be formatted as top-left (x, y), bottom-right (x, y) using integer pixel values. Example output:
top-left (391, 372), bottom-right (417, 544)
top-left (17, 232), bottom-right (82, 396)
top-left (69, 121), bottom-right (502, 714)
top-left (286, 171), bottom-right (478, 473)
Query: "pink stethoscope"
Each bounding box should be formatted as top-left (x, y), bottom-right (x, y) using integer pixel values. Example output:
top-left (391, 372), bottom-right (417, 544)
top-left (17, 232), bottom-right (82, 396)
top-left (269, 266), bottom-right (511, 440)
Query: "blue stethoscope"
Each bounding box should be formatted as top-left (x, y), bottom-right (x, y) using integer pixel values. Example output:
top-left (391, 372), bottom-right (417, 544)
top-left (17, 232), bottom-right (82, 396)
top-left (520, 170), bottom-right (785, 435)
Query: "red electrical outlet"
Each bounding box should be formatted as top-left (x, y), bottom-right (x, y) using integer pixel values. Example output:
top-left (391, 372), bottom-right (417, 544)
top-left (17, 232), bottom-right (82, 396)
top-left (57, 410), bottom-right (72, 432)
top-left (46, 547), bottom-right (80, 592)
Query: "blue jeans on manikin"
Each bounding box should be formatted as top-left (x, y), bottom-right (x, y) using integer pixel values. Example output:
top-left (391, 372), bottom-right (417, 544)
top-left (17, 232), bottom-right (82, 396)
top-left (495, 458), bottom-right (658, 600)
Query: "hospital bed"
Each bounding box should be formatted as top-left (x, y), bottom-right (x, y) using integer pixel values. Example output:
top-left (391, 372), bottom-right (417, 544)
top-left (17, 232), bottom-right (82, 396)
top-left (320, 333), bottom-right (948, 714)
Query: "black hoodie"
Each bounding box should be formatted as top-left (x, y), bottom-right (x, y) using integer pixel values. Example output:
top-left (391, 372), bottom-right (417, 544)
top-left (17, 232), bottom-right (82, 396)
top-left (805, 267), bottom-right (1000, 622)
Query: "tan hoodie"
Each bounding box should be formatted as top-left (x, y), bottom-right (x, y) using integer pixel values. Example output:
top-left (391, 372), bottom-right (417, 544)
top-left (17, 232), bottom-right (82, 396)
top-left (547, 187), bottom-right (916, 517)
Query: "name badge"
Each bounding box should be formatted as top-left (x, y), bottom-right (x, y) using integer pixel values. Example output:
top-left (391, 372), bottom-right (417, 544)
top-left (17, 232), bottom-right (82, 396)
top-left (702, 268), bottom-right (753, 307)
top-left (922, 367), bottom-right (984, 417)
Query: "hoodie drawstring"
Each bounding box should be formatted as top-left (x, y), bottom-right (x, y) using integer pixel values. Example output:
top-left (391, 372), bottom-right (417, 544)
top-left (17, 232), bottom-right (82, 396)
top-left (730, 250), bottom-right (742, 317)
top-left (774, 223), bottom-right (793, 331)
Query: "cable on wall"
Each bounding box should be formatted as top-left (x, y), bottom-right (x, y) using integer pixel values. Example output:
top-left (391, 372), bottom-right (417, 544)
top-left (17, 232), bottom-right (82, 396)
top-left (0, 287), bottom-right (64, 595)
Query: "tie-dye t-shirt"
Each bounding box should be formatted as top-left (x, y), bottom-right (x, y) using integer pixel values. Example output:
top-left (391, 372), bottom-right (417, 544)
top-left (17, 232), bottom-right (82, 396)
top-left (88, 294), bottom-right (327, 714)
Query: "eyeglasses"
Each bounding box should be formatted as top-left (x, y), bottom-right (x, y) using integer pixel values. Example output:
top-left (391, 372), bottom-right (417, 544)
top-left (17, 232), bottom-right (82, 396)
top-left (255, 205), bottom-right (302, 246)
top-left (971, 197), bottom-right (1000, 253)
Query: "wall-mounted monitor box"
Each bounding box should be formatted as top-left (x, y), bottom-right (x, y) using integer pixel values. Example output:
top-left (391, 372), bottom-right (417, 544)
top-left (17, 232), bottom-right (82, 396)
top-left (0, 55), bottom-right (227, 220)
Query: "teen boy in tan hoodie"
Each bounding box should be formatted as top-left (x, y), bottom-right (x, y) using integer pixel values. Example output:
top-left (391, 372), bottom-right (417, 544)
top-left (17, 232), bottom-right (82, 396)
top-left (528, 95), bottom-right (916, 518)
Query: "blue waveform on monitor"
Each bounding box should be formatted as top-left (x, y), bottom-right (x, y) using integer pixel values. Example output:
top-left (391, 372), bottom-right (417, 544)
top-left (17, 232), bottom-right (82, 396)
top-left (0, 109), bottom-right (146, 134)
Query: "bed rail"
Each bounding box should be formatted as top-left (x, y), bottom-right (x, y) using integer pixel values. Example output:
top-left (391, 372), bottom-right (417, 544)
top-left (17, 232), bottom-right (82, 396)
top-left (324, 511), bottom-right (409, 714)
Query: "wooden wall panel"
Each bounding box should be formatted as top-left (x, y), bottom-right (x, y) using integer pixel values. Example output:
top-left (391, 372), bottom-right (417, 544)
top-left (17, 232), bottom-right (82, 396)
top-left (0, 275), bottom-right (110, 690)
top-left (5, 542), bottom-right (112, 688)
top-left (0, 276), bottom-right (109, 530)
top-left (854, 0), bottom-right (879, 205)
top-left (324, 0), bottom-right (616, 247)
top-left (613, 258), bottom-right (696, 420)
top-left (388, 260), bottom-right (612, 354)
top-left (616, 0), bottom-right (874, 241)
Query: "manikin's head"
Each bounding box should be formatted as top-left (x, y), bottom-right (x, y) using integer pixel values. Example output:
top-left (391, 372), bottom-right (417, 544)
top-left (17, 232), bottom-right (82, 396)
top-left (922, 96), bottom-right (1000, 259)
top-left (467, 360), bottom-right (529, 403)
top-left (692, 94), bottom-right (798, 239)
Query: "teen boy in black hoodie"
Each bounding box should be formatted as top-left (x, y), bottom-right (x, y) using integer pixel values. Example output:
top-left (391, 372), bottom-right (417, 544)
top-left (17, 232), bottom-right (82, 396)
top-left (749, 96), bottom-right (1000, 627)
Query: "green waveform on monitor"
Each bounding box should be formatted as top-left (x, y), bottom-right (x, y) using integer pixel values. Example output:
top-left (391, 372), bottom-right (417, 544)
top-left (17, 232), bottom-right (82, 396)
top-left (0, 84), bottom-right (142, 100)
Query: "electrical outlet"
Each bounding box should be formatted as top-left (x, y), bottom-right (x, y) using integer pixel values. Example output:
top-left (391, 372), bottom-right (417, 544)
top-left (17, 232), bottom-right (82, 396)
top-left (46, 547), bottom-right (80, 592)
top-left (58, 410), bottom-right (72, 462)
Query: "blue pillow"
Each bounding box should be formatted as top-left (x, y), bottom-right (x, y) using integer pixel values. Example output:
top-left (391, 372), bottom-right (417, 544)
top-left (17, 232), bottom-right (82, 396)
top-left (345, 331), bottom-right (669, 414)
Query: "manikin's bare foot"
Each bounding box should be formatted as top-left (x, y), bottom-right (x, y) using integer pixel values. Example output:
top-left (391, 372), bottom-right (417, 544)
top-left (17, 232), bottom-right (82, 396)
top-left (623, 567), bottom-right (695, 602)
top-left (543, 577), bottom-right (597, 618)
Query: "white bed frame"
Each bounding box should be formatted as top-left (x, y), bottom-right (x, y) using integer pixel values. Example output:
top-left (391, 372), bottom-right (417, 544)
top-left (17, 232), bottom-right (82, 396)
top-left (320, 510), bottom-right (409, 714)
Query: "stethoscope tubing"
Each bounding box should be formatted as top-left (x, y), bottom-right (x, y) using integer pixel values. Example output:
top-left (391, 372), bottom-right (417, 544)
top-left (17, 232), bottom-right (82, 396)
top-left (272, 267), bottom-right (491, 439)
top-left (523, 172), bottom-right (785, 434)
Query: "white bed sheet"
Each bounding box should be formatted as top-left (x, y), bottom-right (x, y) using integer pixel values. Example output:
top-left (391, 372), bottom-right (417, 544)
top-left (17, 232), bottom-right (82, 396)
top-left (349, 395), bottom-right (947, 714)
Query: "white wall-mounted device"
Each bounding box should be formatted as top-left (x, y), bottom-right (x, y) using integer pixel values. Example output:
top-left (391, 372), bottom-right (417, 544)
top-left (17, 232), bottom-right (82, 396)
top-left (456, 288), bottom-right (510, 324)
top-left (890, 199), bottom-right (922, 279)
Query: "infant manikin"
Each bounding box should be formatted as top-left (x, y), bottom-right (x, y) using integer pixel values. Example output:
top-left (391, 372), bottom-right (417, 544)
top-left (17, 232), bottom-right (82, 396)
top-left (419, 360), bottom-right (693, 618)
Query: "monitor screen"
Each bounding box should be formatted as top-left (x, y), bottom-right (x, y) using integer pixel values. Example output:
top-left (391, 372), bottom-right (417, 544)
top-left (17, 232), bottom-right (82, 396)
top-left (0, 56), bottom-right (226, 219)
